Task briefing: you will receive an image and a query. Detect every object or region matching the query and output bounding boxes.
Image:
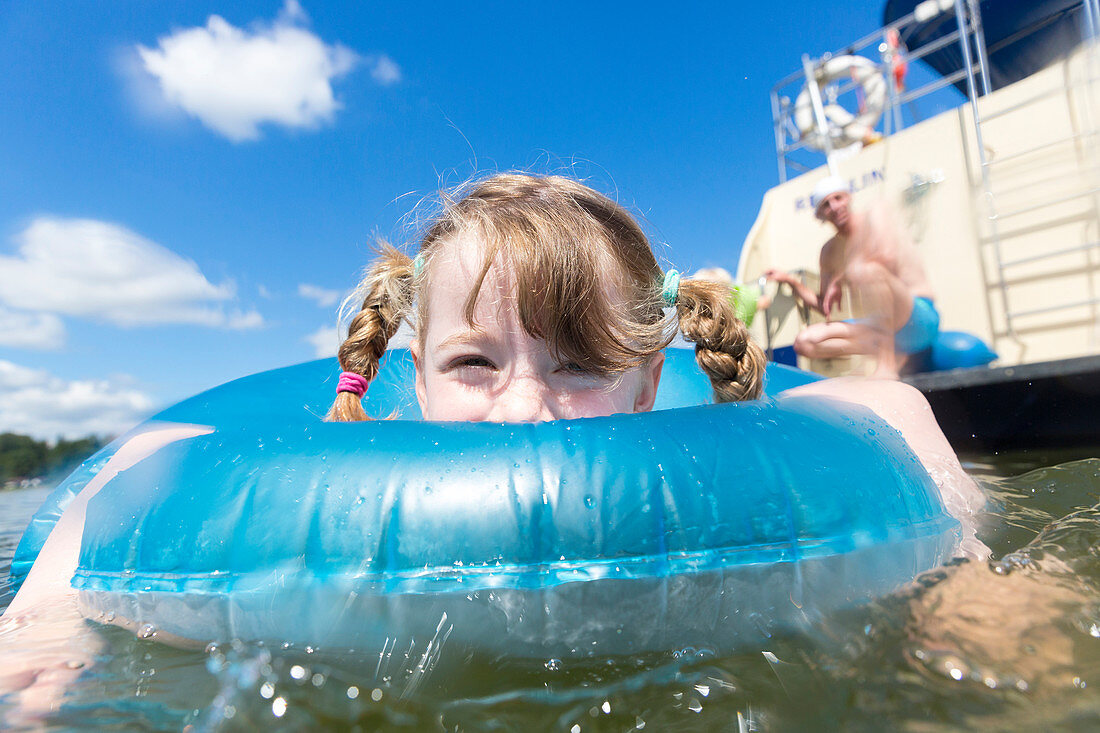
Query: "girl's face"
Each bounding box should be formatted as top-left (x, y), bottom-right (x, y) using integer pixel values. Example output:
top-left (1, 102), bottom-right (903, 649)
top-left (411, 238), bottom-right (664, 422)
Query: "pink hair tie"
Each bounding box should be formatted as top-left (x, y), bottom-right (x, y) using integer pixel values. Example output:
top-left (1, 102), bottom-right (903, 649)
top-left (336, 371), bottom-right (369, 398)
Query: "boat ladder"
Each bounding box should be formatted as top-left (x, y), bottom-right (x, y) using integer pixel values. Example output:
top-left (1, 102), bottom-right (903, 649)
top-left (965, 0), bottom-right (1100, 340)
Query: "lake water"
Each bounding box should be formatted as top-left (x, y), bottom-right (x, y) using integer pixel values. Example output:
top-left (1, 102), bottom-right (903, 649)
top-left (1, 448), bottom-right (1098, 730)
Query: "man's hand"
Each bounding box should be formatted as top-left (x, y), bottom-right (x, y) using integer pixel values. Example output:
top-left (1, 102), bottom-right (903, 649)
top-left (765, 268), bottom-right (818, 311)
top-left (764, 268), bottom-right (795, 285)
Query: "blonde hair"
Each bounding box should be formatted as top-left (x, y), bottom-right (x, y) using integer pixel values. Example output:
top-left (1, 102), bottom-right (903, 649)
top-left (328, 173), bottom-right (765, 421)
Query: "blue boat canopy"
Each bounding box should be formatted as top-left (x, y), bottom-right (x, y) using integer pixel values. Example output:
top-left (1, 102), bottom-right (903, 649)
top-left (883, 0), bottom-right (1087, 94)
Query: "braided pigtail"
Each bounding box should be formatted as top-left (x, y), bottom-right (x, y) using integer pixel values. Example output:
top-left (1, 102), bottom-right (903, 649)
top-left (674, 276), bottom-right (766, 402)
top-left (327, 244), bottom-right (416, 421)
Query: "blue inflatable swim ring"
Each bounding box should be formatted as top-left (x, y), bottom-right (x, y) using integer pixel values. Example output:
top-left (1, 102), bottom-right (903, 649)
top-left (13, 349), bottom-right (961, 656)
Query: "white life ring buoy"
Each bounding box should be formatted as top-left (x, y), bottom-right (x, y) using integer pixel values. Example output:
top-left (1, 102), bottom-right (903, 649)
top-left (793, 55), bottom-right (887, 151)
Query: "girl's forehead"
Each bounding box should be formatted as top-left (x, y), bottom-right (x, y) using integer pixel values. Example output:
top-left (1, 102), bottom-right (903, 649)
top-left (430, 232), bottom-right (488, 273)
top-left (428, 234), bottom-right (505, 295)
top-left (420, 227), bottom-right (639, 328)
top-left (423, 235), bottom-right (511, 317)
top-left (427, 231), bottom-right (627, 299)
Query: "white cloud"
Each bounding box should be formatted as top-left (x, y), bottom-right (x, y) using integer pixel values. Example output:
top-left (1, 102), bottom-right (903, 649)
top-left (226, 310), bottom-right (265, 330)
top-left (369, 54), bottom-right (401, 86)
top-left (0, 308), bottom-right (66, 350)
top-left (0, 360), bottom-right (155, 440)
top-left (279, 0), bottom-right (309, 23)
top-left (135, 1), bottom-right (358, 141)
top-left (0, 217), bottom-right (263, 329)
top-left (298, 283), bottom-right (340, 307)
top-left (305, 325), bottom-right (339, 358)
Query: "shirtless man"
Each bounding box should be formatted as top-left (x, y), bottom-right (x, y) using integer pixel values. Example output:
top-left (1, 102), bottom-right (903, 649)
top-left (765, 176), bottom-right (938, 378)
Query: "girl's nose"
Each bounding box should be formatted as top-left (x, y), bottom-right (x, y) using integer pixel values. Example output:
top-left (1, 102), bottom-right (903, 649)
top-left (488, 377), bottom-right (556, 423)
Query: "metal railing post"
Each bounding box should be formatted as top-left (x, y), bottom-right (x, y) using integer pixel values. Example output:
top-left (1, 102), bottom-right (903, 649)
top-left (954, 0), bottom-right (1015, 337)
top-left (771, 90), bottom-right (788, 183)
top-left (1084, 0), bottom-right (1100, 41)
top-left (882, 30), bottom-right (904, 136)
top-left (966, 0), bottom-right (993, 96)
top-left (801, 54), bottom-right (838, 175)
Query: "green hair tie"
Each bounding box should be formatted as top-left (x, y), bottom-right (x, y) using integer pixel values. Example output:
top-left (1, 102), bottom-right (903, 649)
top-left (412, 253), bottom-right (426, 278)
top-left (729, 284), bottom-right (759, 327)
top-left (661, 269), bottom-right (681, 307)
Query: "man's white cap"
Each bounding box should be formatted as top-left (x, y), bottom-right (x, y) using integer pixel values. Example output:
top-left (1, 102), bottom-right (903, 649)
top-left (810, 176), bottom-right (849, 214)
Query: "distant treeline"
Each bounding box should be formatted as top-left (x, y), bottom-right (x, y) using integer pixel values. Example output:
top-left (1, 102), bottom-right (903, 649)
top-left (0, 433), bottom-right (108, 487)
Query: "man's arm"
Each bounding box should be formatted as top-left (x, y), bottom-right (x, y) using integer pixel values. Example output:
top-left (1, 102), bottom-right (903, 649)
top-left (764, 268), bottom-right (823, 312)
top-left (764, 236), bottom-right (840, 315)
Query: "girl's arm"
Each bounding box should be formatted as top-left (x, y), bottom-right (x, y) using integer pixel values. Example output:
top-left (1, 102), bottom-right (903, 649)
top-left (0, 425), bottom-right (213, 725)
top-left (785, 378), bottom-right (989, 559)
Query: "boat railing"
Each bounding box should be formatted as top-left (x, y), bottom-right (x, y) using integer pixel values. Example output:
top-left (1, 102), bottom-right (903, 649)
top-left (771, 0), bottom-right (1098, 180)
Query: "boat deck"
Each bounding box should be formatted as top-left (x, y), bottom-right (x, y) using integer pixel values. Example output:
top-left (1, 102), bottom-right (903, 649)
top-left (903, 355), bottom-right (1100, 450)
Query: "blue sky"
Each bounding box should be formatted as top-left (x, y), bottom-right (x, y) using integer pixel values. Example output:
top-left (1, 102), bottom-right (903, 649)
top-left (1, 0), bottom-right (939, 439)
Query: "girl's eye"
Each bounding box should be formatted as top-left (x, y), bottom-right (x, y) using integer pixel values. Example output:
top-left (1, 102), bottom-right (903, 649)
top-left (449, 355), bottom-right (496, 370)
top-left (557, 362), bottom-right (590, 375)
